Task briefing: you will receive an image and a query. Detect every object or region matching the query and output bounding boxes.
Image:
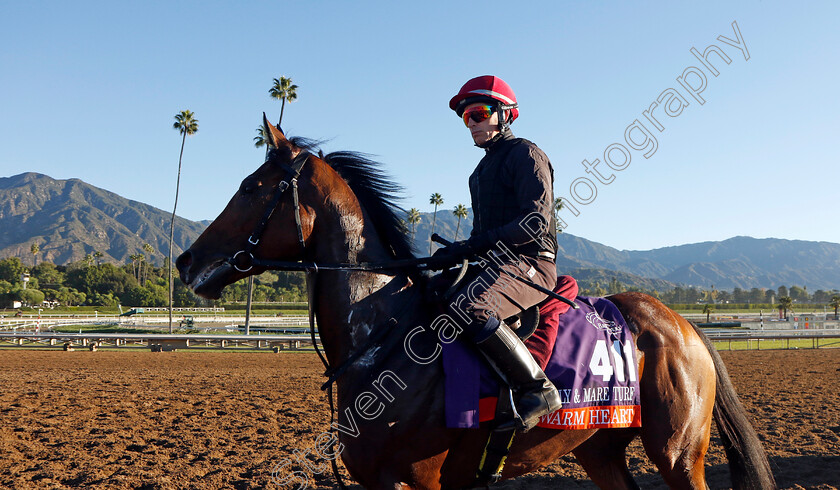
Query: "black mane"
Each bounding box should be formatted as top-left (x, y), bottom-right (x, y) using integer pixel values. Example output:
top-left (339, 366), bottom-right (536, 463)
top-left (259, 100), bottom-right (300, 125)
top-left (289, 137), bottom-right (416, 260)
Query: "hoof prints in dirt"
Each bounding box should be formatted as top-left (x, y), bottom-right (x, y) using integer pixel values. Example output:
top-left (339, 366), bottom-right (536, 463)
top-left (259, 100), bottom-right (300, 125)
top-left (0, 349), bottom-right (838, 489)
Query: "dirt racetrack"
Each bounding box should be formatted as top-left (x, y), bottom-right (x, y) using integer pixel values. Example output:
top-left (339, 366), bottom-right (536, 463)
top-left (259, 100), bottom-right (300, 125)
top-left (0, 348), bottom-right (838, 489)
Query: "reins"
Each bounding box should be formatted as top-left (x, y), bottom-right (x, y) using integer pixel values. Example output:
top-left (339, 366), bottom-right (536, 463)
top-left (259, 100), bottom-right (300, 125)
top-left (306, 269), bottom-right (417, 490)
top-left (231, 145), bottom-right (573, 488)
top-left (306, 272), bottom-right (347, 489)
top-left (228, 149), bottom-right (451, 275)
top-left (233, 150), bottom-right (426, 488)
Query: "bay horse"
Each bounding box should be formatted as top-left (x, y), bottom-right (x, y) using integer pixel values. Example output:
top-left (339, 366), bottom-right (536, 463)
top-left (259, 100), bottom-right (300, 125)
top-left (176, 117), bottom-right (776, 489)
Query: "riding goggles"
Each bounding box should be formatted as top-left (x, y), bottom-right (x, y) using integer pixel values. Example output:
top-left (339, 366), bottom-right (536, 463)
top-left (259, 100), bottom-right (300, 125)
top-left (462, 104), bottom-right (496, 126)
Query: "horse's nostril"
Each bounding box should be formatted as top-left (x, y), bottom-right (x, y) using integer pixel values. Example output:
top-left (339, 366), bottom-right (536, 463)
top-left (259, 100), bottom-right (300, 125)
top-left (176, 251), bottom-right (192, 271)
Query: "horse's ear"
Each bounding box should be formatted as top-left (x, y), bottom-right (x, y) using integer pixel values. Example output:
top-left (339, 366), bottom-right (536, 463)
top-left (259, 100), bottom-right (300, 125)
top-left (262, 112), bottom-right (287, 148)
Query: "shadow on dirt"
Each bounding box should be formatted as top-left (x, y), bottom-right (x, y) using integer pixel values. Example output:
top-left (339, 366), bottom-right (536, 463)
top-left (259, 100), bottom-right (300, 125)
top-left (305, 455), bottom-right (840, 489)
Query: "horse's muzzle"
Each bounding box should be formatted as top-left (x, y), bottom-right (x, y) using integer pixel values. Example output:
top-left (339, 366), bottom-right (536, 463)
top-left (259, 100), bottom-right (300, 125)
top-left (175, 250), bottom-right (194, 284)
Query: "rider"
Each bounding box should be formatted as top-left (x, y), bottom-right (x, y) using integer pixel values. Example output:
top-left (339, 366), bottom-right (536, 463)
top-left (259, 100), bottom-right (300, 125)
top-left (435, 75), bottom-right (561, 431)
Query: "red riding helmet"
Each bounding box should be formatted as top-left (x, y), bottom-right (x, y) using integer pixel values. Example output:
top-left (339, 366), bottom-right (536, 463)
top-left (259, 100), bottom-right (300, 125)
top-left (449, 75), bottom-right (519, 126)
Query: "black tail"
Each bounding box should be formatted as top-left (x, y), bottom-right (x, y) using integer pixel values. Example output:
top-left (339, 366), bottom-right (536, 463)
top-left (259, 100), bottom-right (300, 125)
top-left (690, 323), bottom-right (777, 490)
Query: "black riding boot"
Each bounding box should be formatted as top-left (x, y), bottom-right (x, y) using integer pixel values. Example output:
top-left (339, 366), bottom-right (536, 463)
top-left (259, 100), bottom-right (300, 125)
top-left (475, 319), bottom-right (562, 431)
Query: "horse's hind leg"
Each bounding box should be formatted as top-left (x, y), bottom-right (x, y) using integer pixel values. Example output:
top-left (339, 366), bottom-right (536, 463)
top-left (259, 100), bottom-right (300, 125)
top-left (572, 428), bottom-right (640, 489)
top-left (637, 338), bottom-right (716, 489)
top-left (609, 293), bottom-right (716, 489)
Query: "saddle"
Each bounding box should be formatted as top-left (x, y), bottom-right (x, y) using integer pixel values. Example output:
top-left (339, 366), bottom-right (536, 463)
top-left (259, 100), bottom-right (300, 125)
top-left (426, 264), bottom-right (575, 486)
top-left (424, 264), bottom-right (541, 341)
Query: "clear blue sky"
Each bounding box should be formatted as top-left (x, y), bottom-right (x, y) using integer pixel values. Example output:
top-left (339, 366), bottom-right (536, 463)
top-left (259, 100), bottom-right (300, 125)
top-left (2, 1), bottom-right (838, 251)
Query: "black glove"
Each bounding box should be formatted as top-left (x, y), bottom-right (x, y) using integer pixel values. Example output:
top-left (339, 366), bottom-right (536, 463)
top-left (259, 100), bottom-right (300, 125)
top-left (432, 240), bottom-right (473, 262)
top-left (431, 232), bottom-right (494, 262)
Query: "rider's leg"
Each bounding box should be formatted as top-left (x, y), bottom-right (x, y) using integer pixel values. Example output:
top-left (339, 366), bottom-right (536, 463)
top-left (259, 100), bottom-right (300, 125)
top-left (474, 316), bottom-right (562, 431)
top-left (446, 254), bottom-right (560, 431)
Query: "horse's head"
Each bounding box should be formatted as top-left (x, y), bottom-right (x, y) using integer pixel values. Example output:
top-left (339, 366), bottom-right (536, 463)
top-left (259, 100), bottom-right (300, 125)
top-left (177, 115), bottom-right (343, 298)
top-left (177, 115), bottom-right (413, 300)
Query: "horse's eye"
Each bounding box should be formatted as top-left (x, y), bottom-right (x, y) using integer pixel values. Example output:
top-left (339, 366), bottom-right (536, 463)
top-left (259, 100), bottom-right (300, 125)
top-left (240, 179), bottom-right (262, 194)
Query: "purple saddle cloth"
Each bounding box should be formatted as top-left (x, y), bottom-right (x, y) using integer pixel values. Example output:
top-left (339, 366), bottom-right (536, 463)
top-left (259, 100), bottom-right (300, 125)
top-left (443, 296), bottom-right (642, 430)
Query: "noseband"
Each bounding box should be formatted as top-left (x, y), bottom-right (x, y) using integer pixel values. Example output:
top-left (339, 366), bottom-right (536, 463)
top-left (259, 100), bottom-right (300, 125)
top-left (229, 149), bottom-right (310, 273)
top-left (225, 150), bottom-right (460, 275)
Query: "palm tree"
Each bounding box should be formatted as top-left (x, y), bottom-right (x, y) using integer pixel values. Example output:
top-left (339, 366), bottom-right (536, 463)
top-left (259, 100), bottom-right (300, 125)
top-left (30, 242), bottom-right (39, 266)
top-left (128, 254), bottom-right (138, 278)
top-left (84, 253), bottom-right (94, 268)
top-left (137, 254), bottom-right (145, 284)
top-left (429, 193), bottom-right (444, 254)
top-left (93, 250), bottom-right (103, 266)
top-left (131, 254), bottom-right (143, 282)
top-left (777, 296), bottom-right (793, 320)
top-left (452, 204), bottom-right (468, 240)
top-left (407, 208), bottom-right (421, 239)
top-left (269, 76), bottom-right (298, 127)
top-left (170, 110), bottom-right (199, 333)
top-left (253, 126), bottom-right (270, 148)
top-left (702, 303), bottom-right (715, 323)
top-left (246, 77), bottom-right (299, 333)
top-left (553, 198), bottom-right (565, 234)
top-left (830, 295), bottom-right (840, 321)
top-left (143, 244), bottom-right (155, 286)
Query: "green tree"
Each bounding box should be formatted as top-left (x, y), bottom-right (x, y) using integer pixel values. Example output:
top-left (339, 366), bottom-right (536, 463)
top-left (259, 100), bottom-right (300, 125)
top-left (429, 193), bottom-right (443, 254)
top-left (123, 284), bottom-right (167, 307)
top-left (55, 287), bottom-right (85, 306)
top-left (830, 295), bottom-right (840, 321)
top-left (749, 288), bottom-right (765, 304)
top-left (0, 257), bottom-right (25, 283)
top-left (93, 250), bottom-right (104, 266)
top-left (406, 208), bottom-right (421, 239)
top-left (87, 292), bottom-right (119, 306)
top-left (777, 296), bottom-right (793, 320)
top-left (66, 263), bottom-right (136, 298)
top-left (19, 288), bottom-right (45, 306)
top-left (789, 285), bottom-right (808, 302)
top-left (30, 242), bottom-right (40, 266)
top-left (452, 204), bottom-right (468, 240)
top-left (32, 263), bottom-right (63, 288)
top-left (812, 289), bottom-right (831, 304)
top-left (269, 76), bottom-right (298, 127)
top-left (173, 280), bottom-right (201, 307)
top-left (170, 109), bottom-right (199, 332)
top-left (84, 253), bottom-right (94, 268)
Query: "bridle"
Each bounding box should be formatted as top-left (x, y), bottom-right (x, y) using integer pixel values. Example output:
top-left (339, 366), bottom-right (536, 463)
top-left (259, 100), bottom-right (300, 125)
top-left (223, 148), bottom-right (574, 300)
top-left (223, 145), bottom-right (573, 489)
top-left (225, 148), bottom-right (450, 275)
top-left (229, 147), bottom-right (387, 490)
top-left (229, 149), bottom-right (310, 274)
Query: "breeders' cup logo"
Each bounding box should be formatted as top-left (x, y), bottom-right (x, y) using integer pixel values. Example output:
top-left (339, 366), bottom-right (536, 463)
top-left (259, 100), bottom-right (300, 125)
top-left (585, 312), bottom-right (621, 334)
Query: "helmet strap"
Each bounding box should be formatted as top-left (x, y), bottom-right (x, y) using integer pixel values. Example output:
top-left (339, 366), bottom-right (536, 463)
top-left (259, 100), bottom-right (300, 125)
top-left (498, 103), bottom-right (518, 132)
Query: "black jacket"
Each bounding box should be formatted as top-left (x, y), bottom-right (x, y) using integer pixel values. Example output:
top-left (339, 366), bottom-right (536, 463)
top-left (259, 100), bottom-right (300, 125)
top-left (468, 131), bottom-right (558, 257)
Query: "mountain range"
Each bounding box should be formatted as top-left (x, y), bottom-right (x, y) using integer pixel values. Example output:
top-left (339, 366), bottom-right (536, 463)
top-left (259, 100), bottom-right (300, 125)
top-left (3, 172), bottom-right (840, 291)
top-left (0, 173), bottom-right (205, 265)
top-left (410, 208), bottom-right (840, 291)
